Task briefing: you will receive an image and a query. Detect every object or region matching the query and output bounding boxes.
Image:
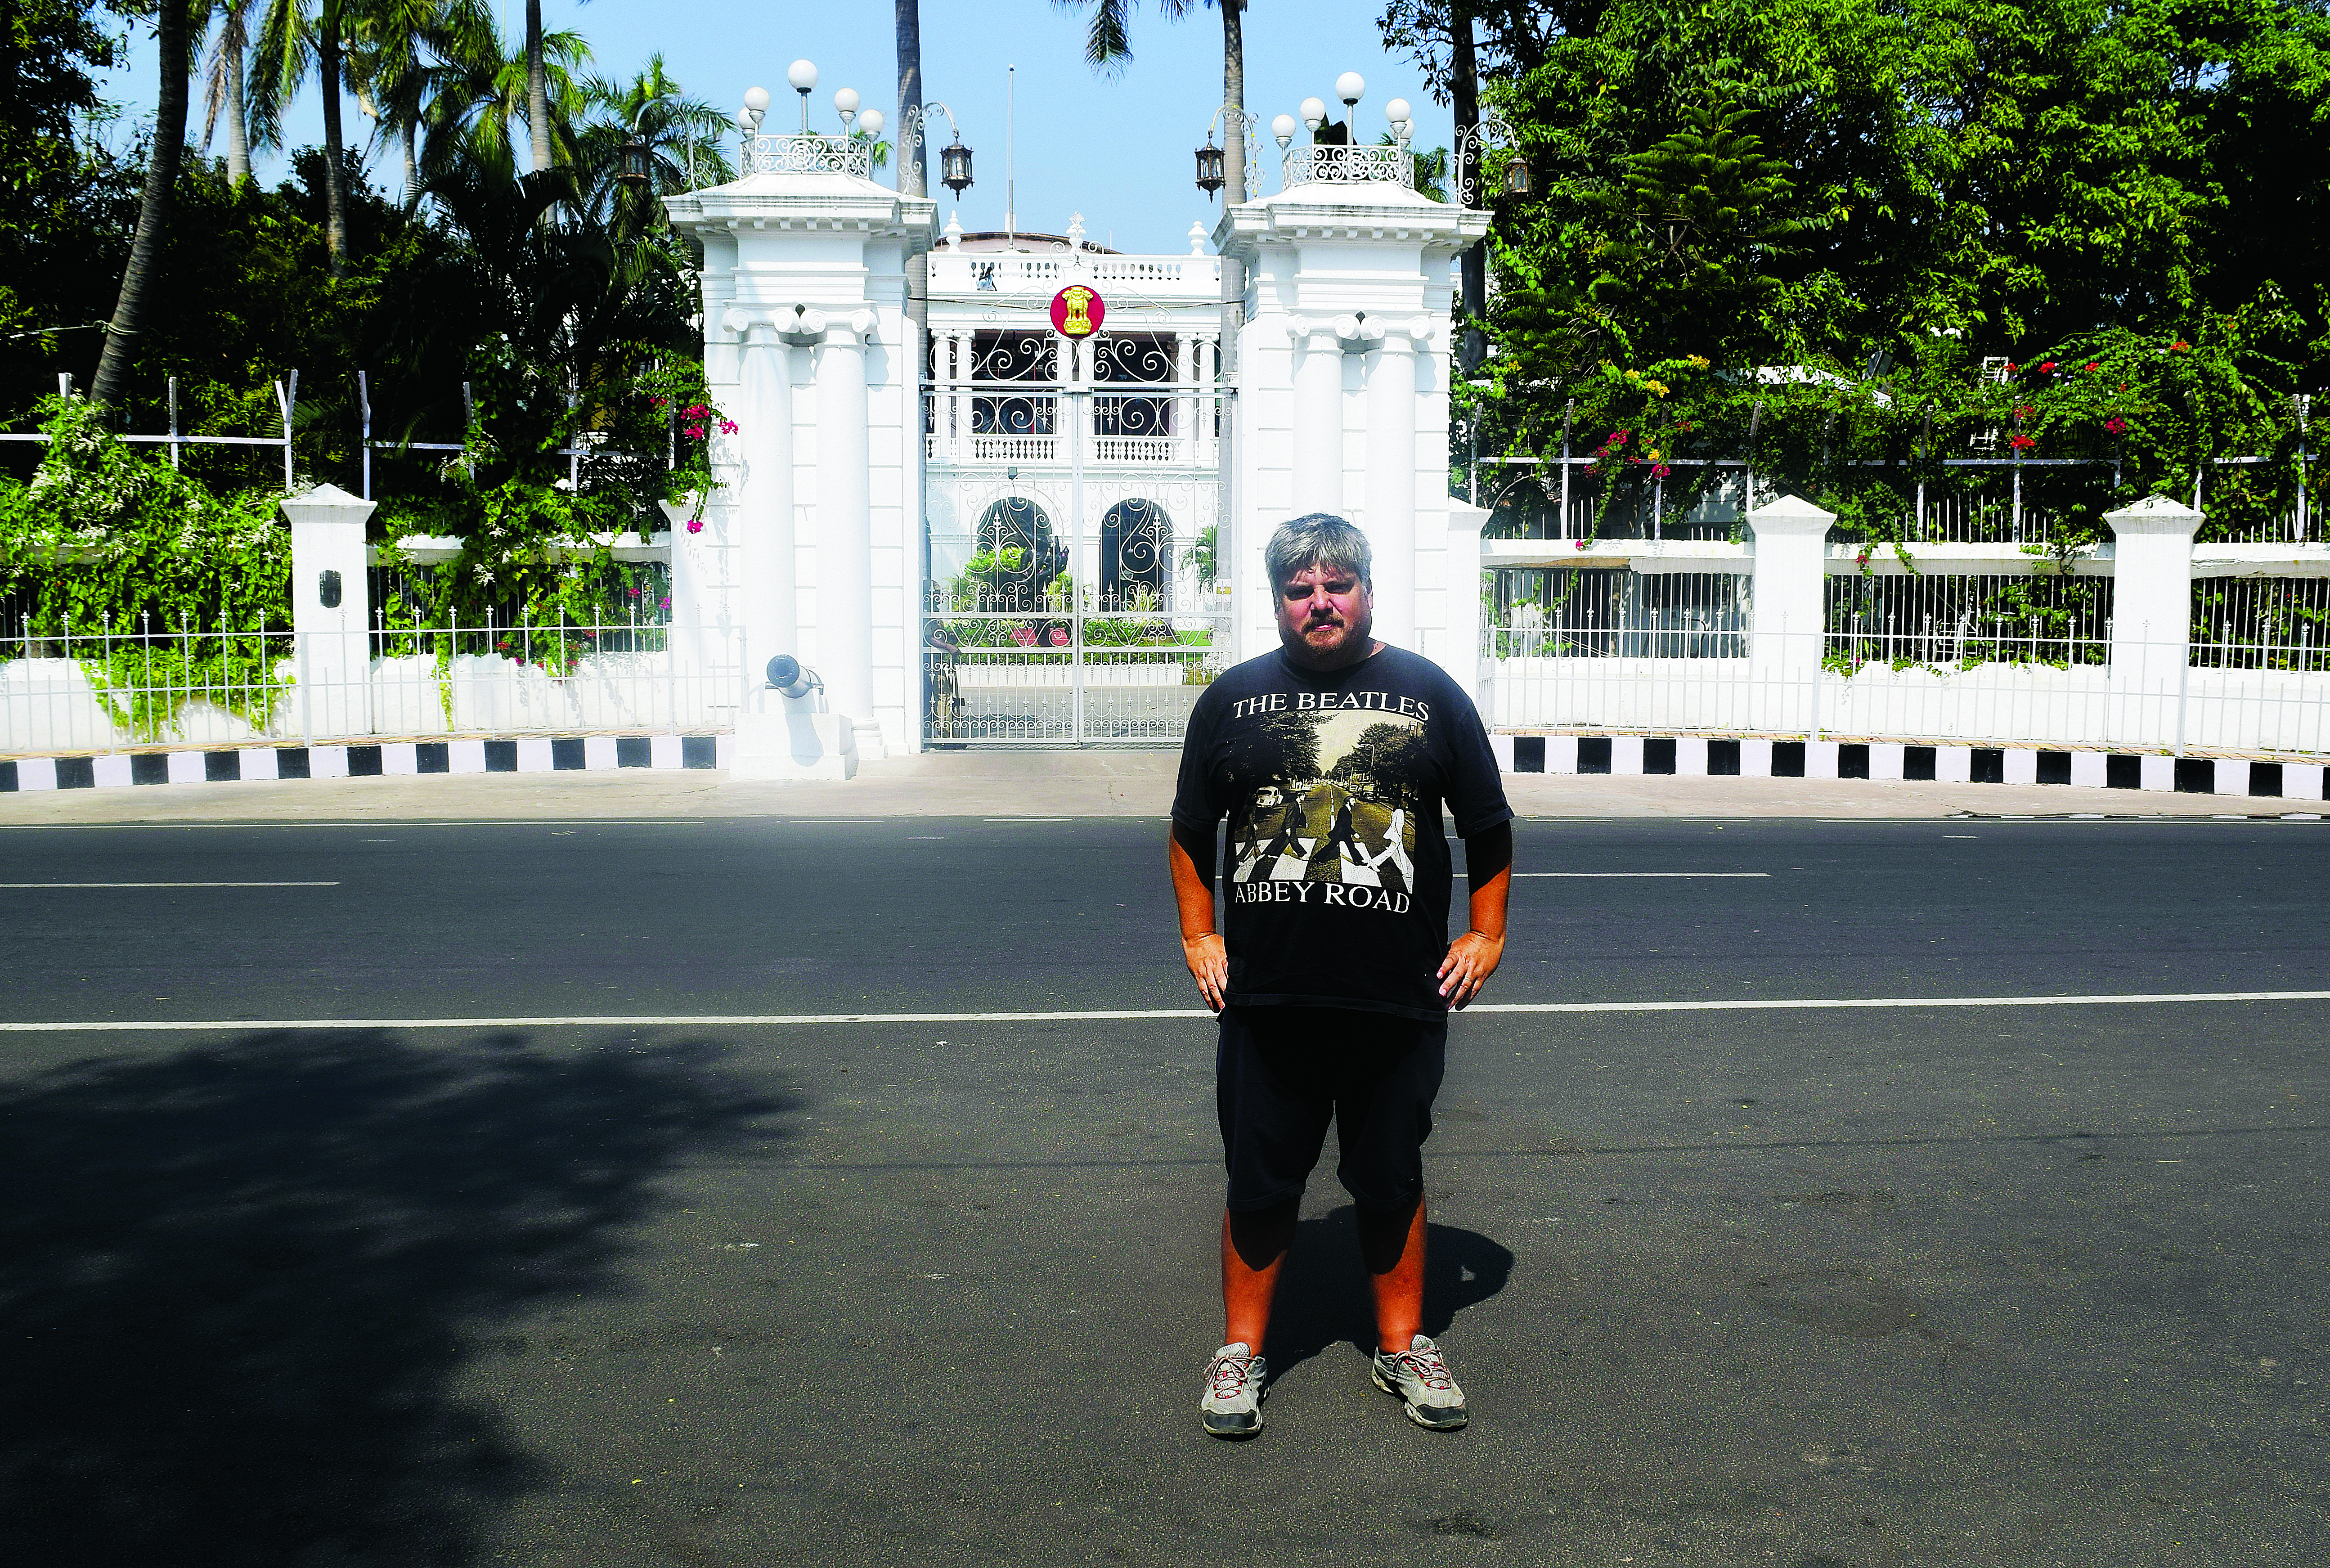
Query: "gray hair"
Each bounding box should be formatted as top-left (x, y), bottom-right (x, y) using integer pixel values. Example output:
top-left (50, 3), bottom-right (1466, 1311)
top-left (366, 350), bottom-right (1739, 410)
top-left (1264, 513), bottom-right (1372, 589)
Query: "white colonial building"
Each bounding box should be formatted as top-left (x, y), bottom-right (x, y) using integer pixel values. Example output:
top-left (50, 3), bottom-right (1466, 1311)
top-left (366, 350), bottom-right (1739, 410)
top-left (657, 95), bottom-right (1488, 776)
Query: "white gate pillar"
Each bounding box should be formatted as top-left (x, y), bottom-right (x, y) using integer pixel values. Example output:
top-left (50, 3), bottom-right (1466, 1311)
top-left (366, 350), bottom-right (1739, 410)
top-left (2105, 494), bottom-right (2203, 750)
top-left (1217, 172), bottom-right (1486, 685)
top-left (664, 123), bottom-right (937, 774)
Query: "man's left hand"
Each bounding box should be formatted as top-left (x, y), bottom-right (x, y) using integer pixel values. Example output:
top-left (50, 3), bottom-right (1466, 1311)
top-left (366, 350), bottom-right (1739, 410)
top-left (1437, 930), bottom-right (1504, 1010)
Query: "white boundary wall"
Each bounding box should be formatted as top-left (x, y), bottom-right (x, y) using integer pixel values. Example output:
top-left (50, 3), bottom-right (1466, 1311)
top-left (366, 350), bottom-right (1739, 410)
top-left (1484, 494), bottom-right (2330, 758)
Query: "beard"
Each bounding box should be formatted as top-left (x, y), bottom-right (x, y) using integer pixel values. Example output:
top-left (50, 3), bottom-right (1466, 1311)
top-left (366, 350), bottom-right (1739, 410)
top-left (1281, 602), bottom-right (1373, 662)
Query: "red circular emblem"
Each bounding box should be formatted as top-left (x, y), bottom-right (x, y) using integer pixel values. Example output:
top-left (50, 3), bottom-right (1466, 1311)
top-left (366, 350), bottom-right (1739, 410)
top-left (1050, 284), bottom-right (1105, 339)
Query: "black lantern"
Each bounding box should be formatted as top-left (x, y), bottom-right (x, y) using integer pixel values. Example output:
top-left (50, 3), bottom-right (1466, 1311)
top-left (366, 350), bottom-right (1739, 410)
top-left (615, 136), bottom-right (652, 187)
top-left (1195, 139), bottom-right (1226, 198)
top-left (1503, 157), bottom-right (1532, 197)
top-left (941, 135), bottom-right (974, 196)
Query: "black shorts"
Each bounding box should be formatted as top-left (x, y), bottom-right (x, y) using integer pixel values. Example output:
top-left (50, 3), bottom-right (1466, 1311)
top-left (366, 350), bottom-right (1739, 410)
top-left (1215, 1004), bottom-right (1447, 1212)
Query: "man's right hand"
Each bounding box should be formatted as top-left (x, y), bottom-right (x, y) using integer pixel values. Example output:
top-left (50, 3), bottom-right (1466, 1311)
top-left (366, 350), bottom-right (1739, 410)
top-left (1183, 932), bottom-right (1228, 1012)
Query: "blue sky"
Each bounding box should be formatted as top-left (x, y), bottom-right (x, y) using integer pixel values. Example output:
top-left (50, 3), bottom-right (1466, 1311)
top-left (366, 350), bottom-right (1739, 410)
top-left (97, 1), bottom-right (1454, 256)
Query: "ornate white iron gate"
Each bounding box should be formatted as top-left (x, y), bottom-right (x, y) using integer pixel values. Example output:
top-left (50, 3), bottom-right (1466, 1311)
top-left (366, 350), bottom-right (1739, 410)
top-left (922, 344), bottom-right (1233, 746)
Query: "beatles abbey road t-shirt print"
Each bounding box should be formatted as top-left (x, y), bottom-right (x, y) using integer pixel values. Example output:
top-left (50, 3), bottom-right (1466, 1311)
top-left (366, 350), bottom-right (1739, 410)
top-left (1172, 646), bottom-right (1511, 1018)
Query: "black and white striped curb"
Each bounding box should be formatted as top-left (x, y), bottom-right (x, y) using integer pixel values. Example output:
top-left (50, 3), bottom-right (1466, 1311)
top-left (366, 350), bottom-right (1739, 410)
top-left (1, 734), bottom-right (735, 793)
top-left (1491, 734), bottom-right (2330, 801)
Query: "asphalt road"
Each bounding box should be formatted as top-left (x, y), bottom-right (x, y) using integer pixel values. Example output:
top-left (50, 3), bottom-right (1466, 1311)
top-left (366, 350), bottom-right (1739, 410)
top-left (0, 815), bottom-right (2325, 1566)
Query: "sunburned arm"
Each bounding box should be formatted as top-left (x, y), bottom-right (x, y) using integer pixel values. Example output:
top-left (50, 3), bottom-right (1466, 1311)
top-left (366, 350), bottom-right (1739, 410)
top-left (1169, 819), bottom-right (1228, 1012)
top-left (1437, 820), bottom-right (1512, 1009)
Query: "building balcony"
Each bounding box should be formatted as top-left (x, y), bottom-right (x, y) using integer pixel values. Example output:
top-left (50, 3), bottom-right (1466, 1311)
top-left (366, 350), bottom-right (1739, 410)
top-left (926, 432), bottom-right (1221, 468)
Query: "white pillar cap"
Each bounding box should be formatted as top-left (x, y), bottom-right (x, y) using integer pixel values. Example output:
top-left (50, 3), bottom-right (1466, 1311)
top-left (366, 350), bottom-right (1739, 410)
top-left (278, 483), bottom-right (377, 529)
top-left (2103, 493), bottom-right (2205, 537)
top-left (1744, 493), bottom-right (1836, 537)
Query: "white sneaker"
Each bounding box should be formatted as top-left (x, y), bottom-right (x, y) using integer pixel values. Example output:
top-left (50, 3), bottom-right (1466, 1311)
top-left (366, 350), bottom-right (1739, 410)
top-left (1371, 1334), bottom-right (1468, 1429)
top-left (1200, 1342), bottom-right (1268, 1438)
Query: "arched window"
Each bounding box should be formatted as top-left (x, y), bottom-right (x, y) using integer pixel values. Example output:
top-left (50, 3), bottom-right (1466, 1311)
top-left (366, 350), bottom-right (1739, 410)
top-left (970, 497), bottom-right (1064, 610)
top-left (1098, 499), bottom-right (1170, 612)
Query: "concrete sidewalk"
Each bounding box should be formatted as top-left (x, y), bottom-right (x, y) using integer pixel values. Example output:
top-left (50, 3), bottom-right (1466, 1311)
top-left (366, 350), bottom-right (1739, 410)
top-left (0, 747), bottom-right (2319, 822)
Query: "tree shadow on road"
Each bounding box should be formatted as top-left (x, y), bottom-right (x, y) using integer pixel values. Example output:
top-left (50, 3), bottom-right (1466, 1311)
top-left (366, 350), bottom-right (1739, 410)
top-left (1264, 1205), bottom-right (1515, 1380)
top-left (0, 1028), bottom-right (787, 1568)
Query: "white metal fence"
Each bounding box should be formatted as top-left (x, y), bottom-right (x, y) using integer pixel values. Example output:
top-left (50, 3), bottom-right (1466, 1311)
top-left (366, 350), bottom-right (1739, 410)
top-left (1, 615), bottom-right (743, 754)
top-left (1486, 629), bottom-right (2330, 756)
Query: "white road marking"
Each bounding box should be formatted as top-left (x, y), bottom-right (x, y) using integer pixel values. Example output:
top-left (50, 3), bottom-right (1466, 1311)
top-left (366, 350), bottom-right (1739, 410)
top-left (1512, 872), bottom-right (1770, 878)
top-left (0, 881), bottom-right (340, 888)
top-left (6, 990), bottom-right (2329, 1032)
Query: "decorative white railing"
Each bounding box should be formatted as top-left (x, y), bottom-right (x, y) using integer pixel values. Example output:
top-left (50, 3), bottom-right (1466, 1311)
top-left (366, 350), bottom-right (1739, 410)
top-left (1087, 258), bottom-right (1189, 282)
top-left (969, 434), bottom-right (1057, 462)
top-left (1088, 436), bottom-right (1180, 464)
top-left (739, 133), bottom-right (872, 178)
top-left (1281, 144), bottom-right (1414, 190)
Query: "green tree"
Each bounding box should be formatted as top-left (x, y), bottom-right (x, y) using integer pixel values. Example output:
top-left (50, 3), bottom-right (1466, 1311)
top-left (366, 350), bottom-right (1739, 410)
top-left (0, 0), bottom-right (124, 386)
top-left (1588, 100), bottom-right (1799, 366)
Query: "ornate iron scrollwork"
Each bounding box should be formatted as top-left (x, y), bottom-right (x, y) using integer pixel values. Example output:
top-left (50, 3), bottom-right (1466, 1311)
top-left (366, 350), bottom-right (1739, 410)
top-left (1280, 144), bottom-right (1413, 190)
top-left (739, 132), bottom-right (874, 179)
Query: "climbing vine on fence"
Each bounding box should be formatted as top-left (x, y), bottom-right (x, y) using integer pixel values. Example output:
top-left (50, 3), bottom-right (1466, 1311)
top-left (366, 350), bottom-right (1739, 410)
top-left (1467, 305), bottom-right (2323, 554)
top-left (0, 394), bottom-right (291, 735)
top-left (368, 341), bottom-right (727, 660)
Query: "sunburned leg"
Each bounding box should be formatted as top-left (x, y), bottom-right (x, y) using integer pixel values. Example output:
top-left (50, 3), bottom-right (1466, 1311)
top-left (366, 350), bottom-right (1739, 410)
top-left (1357, 1192), bottom-right (1427, 1351)
top-left (1221, 1199), bottom-right (1300, 1352)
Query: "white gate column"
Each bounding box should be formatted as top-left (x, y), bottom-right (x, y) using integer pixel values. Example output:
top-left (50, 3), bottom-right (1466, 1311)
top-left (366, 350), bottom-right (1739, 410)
top-left (733, 319), bottom-right (797, 689)
top-left (817, 311), bottom-right (880, 756)
top-left (1217, 167), bottom-right (1486, 681)
top-left (1289, 323), bottom-right (1345, 520)
top-left (1364, 323), bottom-right (1422, 649)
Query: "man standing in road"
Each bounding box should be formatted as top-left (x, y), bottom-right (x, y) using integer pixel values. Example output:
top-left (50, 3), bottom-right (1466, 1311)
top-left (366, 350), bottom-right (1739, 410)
top-left (1168, 513), bottom-right (1513, 1438)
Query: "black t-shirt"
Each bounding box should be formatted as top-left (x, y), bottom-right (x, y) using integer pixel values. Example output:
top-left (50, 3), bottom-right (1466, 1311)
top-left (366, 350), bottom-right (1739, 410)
top-left (1171, 644), bottom-right (1513, 1019)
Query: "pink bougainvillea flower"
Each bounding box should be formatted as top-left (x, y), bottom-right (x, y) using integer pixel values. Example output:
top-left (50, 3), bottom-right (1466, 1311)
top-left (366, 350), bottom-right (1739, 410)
top-left (1651, 463), bottom-right (1671, 478)
top-left (687, 519), bottom-right (703, 534)
top-left (2104, 416), bottom-right (2129, 436)
top-left (1573, 539), bottom-right (1588, 551)
top-left (650, 395), bottom-right (667, 408)
top-left (719, 420), bottom-right (739, 434)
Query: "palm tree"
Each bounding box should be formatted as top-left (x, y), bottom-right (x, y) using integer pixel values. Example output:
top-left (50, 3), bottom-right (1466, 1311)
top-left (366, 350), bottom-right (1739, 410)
top-left (251, 0), bottom-right (361, 275)
top-left (199, 0), bottom-right (260, 183)
top-left (91, 0), bottom-right (193, 406)
top-left (1054, 0), bottom-right (1244, 202)
top-left (420, 19), bottom-right (591, 189)
top-left (573, 58), bottom-right (731, 240)
top-left (524, 0), bottom-right (590, 171)
top-left (350, 0), bottom-right (482, 211)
